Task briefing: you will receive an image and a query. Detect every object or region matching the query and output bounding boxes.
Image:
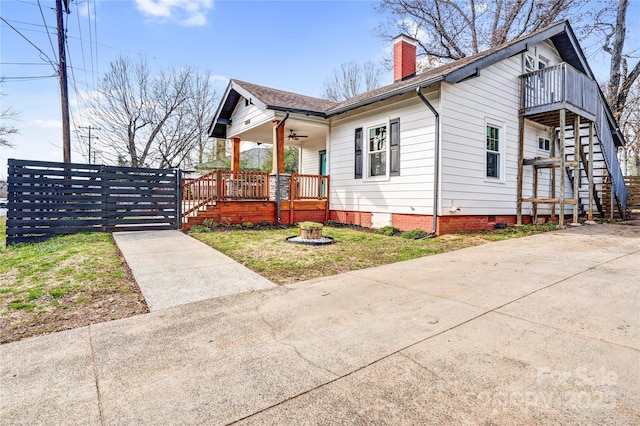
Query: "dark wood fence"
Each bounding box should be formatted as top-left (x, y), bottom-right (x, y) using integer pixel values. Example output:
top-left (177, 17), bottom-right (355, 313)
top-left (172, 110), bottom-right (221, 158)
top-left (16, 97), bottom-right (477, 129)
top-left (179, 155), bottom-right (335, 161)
top-left (6, 159), bottom-right (181, 244)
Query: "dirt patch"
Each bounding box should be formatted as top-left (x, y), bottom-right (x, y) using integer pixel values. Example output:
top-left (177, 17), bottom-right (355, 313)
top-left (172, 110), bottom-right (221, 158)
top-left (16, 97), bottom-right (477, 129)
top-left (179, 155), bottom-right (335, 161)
top-left (1, 232), bottom-right (149, 344)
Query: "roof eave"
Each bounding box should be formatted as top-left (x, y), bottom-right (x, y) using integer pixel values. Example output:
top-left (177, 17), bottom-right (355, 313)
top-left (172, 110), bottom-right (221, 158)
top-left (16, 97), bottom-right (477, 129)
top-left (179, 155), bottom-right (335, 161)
top-left (327, 76), bottom-right (445, 117)
top-left (208, 79), bottom-right (234, 137)
top-left (267, 105), bottom-right (328, 118)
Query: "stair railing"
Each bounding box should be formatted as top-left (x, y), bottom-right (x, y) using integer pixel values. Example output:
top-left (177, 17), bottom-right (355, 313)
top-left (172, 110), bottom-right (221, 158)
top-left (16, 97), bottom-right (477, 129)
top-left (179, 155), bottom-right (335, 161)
top-left (594, 99), bottom-right (628, 217)
top-left (182, 170), bottom-right (218, 218)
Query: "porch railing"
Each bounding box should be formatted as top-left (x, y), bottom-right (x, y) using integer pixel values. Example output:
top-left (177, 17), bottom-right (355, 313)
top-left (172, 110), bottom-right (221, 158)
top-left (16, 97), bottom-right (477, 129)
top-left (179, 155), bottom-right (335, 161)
top-left (219, 170), bottom-right (269, 201)
top-left (182, 170), bottom-right (270, 217)
top-left (521, 62), bottom-right (598, 118)
top-left (291, 174), bottom-right (329, 200)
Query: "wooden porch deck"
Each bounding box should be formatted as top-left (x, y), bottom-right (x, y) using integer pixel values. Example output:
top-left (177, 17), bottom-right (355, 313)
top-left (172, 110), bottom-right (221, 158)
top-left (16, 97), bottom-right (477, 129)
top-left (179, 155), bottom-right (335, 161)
top-left (182, 170), bottom-right (329, 228)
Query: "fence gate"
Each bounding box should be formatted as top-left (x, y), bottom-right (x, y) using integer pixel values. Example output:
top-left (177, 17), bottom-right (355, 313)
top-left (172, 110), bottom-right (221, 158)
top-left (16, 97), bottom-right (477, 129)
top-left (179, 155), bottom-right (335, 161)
top-left (6, 159), bottom-right (181, 244)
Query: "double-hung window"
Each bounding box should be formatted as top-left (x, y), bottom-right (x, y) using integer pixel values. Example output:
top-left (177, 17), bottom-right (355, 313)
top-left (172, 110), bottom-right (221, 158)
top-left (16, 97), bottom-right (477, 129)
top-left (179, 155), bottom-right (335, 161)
top-left (369, 125), bottom-right (387, 177)
top-left (355, 118), bottom-right (400, 179)
top-left (486, 125), bottom-right (501, 179)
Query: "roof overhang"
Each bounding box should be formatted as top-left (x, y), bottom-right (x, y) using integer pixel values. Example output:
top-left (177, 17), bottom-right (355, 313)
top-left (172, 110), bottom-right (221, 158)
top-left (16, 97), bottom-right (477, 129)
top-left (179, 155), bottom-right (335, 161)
top-left (210, 21), bottom-right (625, 146)
top-left (209, 80), bottom-right (330, 139)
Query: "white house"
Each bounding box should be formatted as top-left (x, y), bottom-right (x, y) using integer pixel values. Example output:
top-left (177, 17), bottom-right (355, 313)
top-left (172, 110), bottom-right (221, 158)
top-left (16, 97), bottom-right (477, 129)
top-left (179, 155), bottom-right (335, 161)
top-left (209, 20), bottom-right (627, 234)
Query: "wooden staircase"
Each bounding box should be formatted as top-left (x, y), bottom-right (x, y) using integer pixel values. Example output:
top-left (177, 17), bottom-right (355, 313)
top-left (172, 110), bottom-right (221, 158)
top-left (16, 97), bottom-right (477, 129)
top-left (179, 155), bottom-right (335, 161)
top-left (519, 62), bottom-right (628, 222)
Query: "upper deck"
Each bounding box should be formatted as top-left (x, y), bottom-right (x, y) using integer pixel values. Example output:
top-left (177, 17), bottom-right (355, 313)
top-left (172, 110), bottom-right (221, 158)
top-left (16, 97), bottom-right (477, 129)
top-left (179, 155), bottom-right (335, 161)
top-left (520, 62), bottom-right (598, 125)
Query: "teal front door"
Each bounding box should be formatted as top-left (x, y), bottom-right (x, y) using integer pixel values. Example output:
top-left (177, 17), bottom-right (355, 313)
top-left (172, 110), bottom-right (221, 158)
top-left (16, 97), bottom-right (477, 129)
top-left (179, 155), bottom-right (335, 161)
top-left (319, 150), bottom-right (327, 175)
top-left (319, 150), bottom-right (327, 197)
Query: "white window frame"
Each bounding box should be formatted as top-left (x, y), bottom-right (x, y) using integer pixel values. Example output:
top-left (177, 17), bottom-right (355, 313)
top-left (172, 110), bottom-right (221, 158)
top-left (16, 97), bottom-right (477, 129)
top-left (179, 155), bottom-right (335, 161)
top-left (365, 122), bottom-right (389, 180)
top-left (485, 119), bottom-right (506, 183)
top-left (524, 54), bottom-right (536, 73)
top-left (537, 136), bottom-right (551, 153)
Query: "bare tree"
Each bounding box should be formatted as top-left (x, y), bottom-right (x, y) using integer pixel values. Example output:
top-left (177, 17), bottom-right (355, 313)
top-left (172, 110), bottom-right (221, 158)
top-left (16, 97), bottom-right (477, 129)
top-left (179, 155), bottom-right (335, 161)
top-left (81, 56), bottom-right (216, 168)
top-left (598, 0), bottom-right (640, 120)
top-left (189, 71), bottom-right (218, 166)
top-left (322, 61), bottom-right (383, 102)
top-left (619, 80), bottom-right (640, 174)
top-left (0, 78), bottom-right (18, 147)
top-left (377, 0), bottom-right (585, 61)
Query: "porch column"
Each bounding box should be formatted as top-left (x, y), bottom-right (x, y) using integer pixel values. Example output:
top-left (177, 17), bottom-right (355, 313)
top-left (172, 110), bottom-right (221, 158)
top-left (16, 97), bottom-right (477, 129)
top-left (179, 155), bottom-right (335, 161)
top-left (231, 137), bottom-right (241, 172)
top-left (272, 120), bottom-right (285, 174)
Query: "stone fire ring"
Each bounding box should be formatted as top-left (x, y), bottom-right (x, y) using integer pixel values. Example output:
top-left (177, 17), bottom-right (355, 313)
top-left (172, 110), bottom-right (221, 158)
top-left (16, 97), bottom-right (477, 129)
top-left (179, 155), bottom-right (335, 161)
top-left (286, 235), bottom-right (335, 246)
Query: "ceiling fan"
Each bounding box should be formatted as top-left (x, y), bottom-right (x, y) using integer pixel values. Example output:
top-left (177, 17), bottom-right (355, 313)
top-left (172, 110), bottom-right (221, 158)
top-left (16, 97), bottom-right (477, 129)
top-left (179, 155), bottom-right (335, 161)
top-left (288, 130), bottom-right (309, 141)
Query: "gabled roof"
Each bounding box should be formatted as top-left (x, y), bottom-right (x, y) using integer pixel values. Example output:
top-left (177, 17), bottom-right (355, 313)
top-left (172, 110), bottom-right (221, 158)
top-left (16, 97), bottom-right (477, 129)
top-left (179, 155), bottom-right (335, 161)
top-left (209, 79), bottom-right (337, 138)
top-left (210, 20), bottom-right (622, 144)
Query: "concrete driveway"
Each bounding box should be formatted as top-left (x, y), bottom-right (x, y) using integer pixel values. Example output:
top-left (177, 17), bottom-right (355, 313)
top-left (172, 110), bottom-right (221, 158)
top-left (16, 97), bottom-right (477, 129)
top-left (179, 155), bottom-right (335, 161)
top-left (1, 224), bottom-right (638, 424)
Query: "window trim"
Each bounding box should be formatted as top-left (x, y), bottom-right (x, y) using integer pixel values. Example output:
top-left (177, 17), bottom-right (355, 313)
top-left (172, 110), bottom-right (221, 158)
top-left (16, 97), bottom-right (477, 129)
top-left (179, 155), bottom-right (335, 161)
top-left (359, 117), bottom-right (401, 181)
top-left (537, 136), bottom-right (551, 153)
top-left (484, 119), bottom-right (506, 183)
top-left (367, 123), bottom-right (388, 179)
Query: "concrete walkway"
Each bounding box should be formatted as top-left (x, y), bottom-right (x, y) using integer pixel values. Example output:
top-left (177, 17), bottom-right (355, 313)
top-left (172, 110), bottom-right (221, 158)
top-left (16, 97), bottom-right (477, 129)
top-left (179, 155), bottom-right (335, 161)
top-left (1, 224), bottom-right (639, 424)
top-left (112, 230), bottom-right (276, 311)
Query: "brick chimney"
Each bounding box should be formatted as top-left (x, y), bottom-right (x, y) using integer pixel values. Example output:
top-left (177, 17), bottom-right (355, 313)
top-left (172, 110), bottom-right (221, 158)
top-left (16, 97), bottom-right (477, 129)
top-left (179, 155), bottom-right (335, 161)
top-left (393, 34), bottom-right (418, 82)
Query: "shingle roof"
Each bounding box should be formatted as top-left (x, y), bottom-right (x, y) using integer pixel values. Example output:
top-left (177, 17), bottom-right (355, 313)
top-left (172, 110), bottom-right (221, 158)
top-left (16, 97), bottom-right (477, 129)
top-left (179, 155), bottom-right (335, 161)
top-left (211, 20), bottom-right (618, 140)
top-left (327, 21), bottom-right (575, 115)
top-left (232, 79), bottom-right (337, 114)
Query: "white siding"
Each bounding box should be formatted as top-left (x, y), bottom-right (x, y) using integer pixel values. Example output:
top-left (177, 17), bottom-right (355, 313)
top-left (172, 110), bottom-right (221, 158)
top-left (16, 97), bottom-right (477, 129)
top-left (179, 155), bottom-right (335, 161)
top-left (227, 97), bottom-right (275, 139)
top-left (327, 92), bottom-right (438, 215)
top-left (300, 139), bottom-right (326, 175)
top-left (439, 41), bottom-right (573, 216)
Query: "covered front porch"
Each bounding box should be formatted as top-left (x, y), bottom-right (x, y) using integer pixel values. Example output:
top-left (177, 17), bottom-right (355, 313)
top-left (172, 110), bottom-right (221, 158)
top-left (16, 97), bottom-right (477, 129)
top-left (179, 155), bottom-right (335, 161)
top-left (189, 79), bottom-right (332, 228)
top-left (183, 113), bottom-right (330, 228)
top-left (182, 170), bottom-right (329, 228)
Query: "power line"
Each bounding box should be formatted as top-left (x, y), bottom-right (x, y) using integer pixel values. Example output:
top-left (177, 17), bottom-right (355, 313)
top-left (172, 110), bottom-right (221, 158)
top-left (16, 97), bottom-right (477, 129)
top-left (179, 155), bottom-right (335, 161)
top-left (1, 62), bottom-right (53, 66)
top-left (74, 0), bottom-right (89, 88)
top-left (0, 75), bottom-right (58, 81)
top-left (0, 17), bottom-right (57, 71)
top-left (36, 0), bottom-right (58, 62)
top-left (87, 0), bottom-right (98, 89)
top-left (77, 126), bottom-right (100, 164)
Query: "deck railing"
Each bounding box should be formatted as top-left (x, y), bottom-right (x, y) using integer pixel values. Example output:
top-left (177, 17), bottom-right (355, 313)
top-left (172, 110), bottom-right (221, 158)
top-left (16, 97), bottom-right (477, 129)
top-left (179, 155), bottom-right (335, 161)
top-left (521, 62), bottom-right (598, 118)
top-left (218, 170), bottom-right (269, 201)
top-left (291, 174), bottom-right (329, 200)
top-left (182, 170), bottom-right (270, 217)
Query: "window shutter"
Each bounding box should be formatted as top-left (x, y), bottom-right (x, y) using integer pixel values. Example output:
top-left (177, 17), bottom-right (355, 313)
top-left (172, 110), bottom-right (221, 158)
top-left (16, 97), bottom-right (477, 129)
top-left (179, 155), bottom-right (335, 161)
top-left (390, 118), bottom-right (400, 176)
top-left (355, 128), bottom-right (363, 179)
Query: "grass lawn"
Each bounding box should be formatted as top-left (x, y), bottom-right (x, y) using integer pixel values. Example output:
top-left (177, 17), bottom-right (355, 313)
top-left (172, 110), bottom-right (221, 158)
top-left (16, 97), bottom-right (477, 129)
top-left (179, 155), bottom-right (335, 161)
top-left (0, 217), bottom-right (148, 344)
top-left (190, 223), bottom-right (557, 285)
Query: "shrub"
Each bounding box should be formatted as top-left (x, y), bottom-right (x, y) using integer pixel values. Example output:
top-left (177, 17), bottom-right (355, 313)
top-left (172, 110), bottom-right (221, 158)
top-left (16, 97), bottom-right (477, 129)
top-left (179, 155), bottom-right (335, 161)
top-left (325, 220), bottom-right (338, 227)
top-left (203, 219), bottom-right (217, 229)
top-left (402, 228), bottom-right (427, 239)
top-left (190, 225), bottom-right (210, 233)
top-left (377, 226), bottom-right (400, 236)
top-left (242, 222), bottom-right (254, 228)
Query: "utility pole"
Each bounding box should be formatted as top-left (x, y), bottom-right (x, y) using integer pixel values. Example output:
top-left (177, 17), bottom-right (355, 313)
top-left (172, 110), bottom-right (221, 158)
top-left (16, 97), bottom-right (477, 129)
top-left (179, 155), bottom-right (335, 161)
top-left (78, 126), bottom-right (100, 164)
top-left (56, 0), bottom-right (71, 162)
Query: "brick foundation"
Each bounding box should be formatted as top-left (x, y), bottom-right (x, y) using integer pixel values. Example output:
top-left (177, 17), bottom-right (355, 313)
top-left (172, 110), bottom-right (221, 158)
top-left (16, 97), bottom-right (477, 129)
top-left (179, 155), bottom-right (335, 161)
top-left (391, 213), bottom-right (435, 232)
top-left (330, 211), bottom-right (535, 235)
top-left (437, 215), bottom-right (532, 234)
top-left (330, 210), bottom-right (372, 228)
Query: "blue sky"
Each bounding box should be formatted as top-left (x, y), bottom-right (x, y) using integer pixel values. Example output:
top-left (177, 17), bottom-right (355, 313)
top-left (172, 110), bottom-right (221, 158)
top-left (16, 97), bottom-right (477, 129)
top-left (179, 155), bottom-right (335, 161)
top-left (1, 0), bottom-right (639, 178)
top-left (0, 0), bottom-right (390, 176)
